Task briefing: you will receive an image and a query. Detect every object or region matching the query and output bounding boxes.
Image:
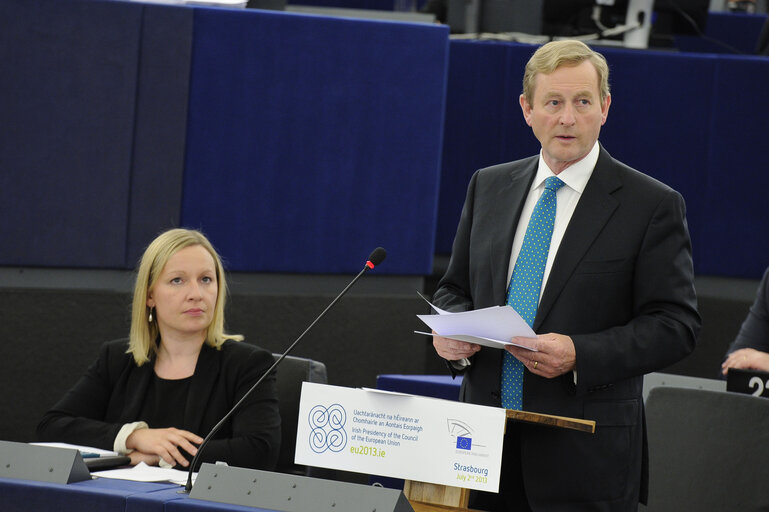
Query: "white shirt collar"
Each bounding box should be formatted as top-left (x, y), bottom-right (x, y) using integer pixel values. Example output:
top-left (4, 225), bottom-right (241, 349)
top-left (532, 141), bottom-right (600, 195)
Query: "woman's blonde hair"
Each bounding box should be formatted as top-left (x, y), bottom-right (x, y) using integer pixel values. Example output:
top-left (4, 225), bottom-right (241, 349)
top-left (128, 228), bottom-right (242, 365)
top-left (522, 40), bottom-right (610, 106)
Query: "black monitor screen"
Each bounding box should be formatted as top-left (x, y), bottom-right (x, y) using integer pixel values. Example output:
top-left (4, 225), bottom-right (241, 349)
top-left (650, 0), bottom-right (709, 46)
top-left (542, 0), bottom-right (632, 39)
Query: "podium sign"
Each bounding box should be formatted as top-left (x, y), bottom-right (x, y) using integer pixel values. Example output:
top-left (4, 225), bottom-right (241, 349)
top-left (294, 383), bottom-right (505, 492)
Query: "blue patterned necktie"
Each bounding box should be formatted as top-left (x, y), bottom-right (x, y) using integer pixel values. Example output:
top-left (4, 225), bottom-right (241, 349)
top-left (501, 176), bottom-right (565, 410)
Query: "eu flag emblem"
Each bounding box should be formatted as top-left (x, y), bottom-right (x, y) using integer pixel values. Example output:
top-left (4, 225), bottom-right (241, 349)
top-left (456, 437), bottom-right (472, 450)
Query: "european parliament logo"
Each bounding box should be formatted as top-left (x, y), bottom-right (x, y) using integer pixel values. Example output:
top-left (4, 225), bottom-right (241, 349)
top-left (448, 419), bottom-right (477, 451)
top-left (308, 403), bottom-right (348, 453)
top-left (456, 436), bottom-right (472, 450)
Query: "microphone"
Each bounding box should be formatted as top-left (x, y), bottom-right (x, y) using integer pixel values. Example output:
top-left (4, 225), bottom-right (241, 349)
top-left (183, 247), bottom-right (386, 493)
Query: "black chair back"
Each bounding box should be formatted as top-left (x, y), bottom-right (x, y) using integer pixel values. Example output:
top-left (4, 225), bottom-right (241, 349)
top-left (645, 387), bottom-right (769, 511)
top-left (273, 354), bottom-right (328, 476)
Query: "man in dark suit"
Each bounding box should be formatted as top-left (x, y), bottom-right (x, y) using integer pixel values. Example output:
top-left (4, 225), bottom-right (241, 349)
top-left (432, 40), bottom-right (700, 511)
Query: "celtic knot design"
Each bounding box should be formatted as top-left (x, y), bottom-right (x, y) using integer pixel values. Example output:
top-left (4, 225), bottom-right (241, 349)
top-left (308, 403), bottom-right (347, 453)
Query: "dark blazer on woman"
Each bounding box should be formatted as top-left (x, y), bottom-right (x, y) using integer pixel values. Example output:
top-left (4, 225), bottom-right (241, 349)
top-left (37, 338), bottom-right (281, 471)
top-left (725, 266), bottom-right (769, 355)
top-left (433, 146), bottom-right (700, 510)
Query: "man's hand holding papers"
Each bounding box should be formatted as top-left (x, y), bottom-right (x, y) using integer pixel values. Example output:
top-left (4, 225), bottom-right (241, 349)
top-left (417, 295), bottom-right (577, 377)
top-left (504, 333), bottom-right (577, 379)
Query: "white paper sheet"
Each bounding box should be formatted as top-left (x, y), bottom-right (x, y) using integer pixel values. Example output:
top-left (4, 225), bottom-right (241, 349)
top-left (30, 442), bottom-right (117, 457)
top-left (92, 462), bottom-right (195, 485)
top-left (416, 296), bottom-right (538, 351)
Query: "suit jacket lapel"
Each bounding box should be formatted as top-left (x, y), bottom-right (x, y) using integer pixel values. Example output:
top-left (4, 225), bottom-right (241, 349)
top-left (534, 148), bottom-right (621, 331)
top-left (490, 159), bottom-right (537, 305)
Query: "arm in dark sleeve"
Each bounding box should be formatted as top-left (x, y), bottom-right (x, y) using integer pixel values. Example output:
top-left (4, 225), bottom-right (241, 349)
top-left (431, 171), bottom-right (482, 376)
top-left (432, 170), bottom-right (478, 314)
top-left (725, 267), bottom-right (769, 355)
top-left (36, 340), bottom-right (125, 451)
top-left (196, 346), bottom-right (281, 471)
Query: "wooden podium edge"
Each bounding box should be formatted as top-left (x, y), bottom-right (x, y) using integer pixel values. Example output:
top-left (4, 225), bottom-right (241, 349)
top-left (505, 409), bottom-right (596, 433)
top-left (404, 479), bottom-right (473, 512)
top-left (407, 500), bottom-right (482, 512)
top-left (404, 410), bottom-right (595, 511)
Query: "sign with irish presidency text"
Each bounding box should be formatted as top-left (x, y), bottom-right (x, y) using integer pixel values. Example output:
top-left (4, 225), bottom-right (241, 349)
top-left (294, 382), bottom-right (505, 492)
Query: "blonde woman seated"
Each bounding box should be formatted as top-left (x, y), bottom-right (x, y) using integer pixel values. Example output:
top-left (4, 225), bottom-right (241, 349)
top-left (37, 228), bottom-right (280, 470)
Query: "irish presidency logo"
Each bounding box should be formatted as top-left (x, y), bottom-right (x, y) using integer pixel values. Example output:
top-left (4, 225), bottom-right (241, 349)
top-left (308, 403), bottom-right (348, 453)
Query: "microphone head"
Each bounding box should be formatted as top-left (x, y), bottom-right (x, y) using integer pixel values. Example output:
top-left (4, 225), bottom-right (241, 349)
top-left (366, 247), bottom-right (387, 268)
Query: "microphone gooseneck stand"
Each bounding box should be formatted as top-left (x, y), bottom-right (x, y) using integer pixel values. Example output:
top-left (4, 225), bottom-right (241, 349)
top-left (183, 247), bottom-right (386, 493)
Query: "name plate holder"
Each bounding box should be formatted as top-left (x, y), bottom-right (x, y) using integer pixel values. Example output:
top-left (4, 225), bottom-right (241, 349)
top-left (191, 463), bottom-right (414, 512)
top-left (402, 409), bottom-right (596, 512)
top-left (727, 367), bottom-right (769, 397)
top-left (0, 440), bottom-right (90, 485)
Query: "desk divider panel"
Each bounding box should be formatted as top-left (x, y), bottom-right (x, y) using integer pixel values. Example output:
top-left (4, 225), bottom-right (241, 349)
top-left (126, 4), bottom-right (194, 265)
top-left (181, 8), bottom-right (449, 274)
top-left (436, 41), bottom-right (540, 255)
top-left (0, 0), bottom-right (142, 268)
top-left (700, 55), bottom-right (769, 278)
